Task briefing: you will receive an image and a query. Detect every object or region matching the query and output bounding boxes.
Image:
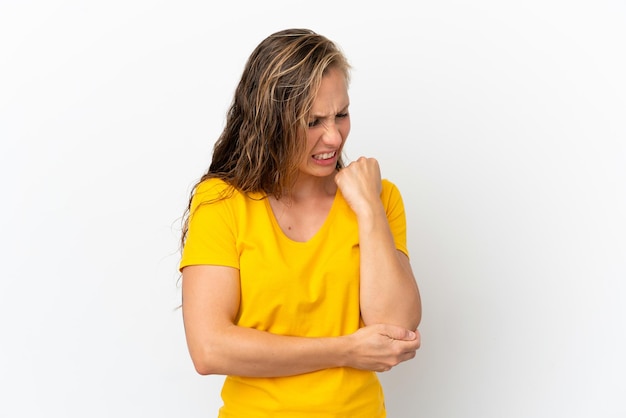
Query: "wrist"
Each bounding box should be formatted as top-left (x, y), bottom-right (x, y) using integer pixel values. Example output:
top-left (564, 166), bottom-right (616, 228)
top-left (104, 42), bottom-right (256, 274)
top-left (354, 200), bottom-right (385, 222)
top-left (332, 334), bottom-right (353, 368)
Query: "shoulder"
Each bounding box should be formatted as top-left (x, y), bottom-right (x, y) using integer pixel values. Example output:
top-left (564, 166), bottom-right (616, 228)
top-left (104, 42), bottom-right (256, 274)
top-left (190, 178), bottom-right (265, 212)
top-left (381, 178), bottom-right (403, 200)
top-left (380, 179), bottom-right (406, 216)
top-left (188, 178), bottom-right (240, 214)
top-left (193, 178), bottom-right (233, 200)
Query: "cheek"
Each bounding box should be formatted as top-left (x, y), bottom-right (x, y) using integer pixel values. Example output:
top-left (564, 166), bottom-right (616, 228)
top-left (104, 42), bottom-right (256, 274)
top-left (341, 120), bottom-right (351, 139)
top-left (305, 132), bottom-right (318, 151)
top-left (299, 133), bottom-right (318, 164)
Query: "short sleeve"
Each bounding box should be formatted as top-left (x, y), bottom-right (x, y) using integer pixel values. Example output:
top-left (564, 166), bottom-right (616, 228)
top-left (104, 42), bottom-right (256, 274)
top-left (381, 179), bottom-right (409, 257)
top-left (179, 179), bottom-right (240, 271)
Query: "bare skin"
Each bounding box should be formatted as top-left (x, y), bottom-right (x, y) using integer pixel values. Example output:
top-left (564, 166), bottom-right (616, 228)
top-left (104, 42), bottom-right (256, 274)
top-left (182, 265), bottom-right (419, 376)
top-left (336, 157), bottom-right (422, 330)
top-left (182, 67), bottom-right (421, 377)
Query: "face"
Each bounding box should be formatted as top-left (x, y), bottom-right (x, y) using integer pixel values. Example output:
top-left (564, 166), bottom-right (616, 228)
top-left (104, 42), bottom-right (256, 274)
top-left (298, 66), bottom-right (350, 180)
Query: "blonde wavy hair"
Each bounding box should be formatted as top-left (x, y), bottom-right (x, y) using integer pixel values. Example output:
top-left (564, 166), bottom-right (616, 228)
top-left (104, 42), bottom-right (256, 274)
top-left (180, 28), bottom-right (351, 248)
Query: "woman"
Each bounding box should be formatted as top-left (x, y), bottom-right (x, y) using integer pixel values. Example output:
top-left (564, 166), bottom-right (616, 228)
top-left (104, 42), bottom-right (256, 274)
top-left (180, 28), bottom-right (421, 417)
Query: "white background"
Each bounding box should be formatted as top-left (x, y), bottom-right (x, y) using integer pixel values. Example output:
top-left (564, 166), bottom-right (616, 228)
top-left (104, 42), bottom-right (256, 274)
top-left (1, 1), bottom-right (625, 417)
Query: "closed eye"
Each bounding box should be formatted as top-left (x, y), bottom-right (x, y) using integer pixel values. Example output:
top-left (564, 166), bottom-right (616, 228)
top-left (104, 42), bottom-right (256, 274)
top-left (308, 119), bottom-right (321, 128)
top-left (308, 112), bottom-right (349, 128)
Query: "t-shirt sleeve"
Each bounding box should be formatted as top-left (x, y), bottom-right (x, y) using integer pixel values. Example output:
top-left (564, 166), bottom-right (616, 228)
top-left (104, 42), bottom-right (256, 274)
top-left (381, 179), bottom-right (409, 257)
top-left (179, 179), bottom-right (240, 271)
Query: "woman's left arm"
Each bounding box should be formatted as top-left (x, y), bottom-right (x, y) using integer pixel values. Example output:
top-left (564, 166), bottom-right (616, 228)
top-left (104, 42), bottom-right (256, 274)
top-left (335, 157), bottom-right (422, 330)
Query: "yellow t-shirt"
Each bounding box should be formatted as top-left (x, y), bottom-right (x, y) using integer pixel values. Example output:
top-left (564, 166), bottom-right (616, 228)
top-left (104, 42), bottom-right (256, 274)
top-left (180, 177), bottom-right (409, 418)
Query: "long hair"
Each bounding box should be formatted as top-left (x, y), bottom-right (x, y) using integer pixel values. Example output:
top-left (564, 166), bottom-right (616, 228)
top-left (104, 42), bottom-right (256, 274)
top-left (180, 29), bottom-right (351, 249)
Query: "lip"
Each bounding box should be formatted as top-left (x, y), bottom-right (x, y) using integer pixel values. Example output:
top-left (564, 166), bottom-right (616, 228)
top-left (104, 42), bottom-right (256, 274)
top-left (311, 150), bottom-right (338, 166)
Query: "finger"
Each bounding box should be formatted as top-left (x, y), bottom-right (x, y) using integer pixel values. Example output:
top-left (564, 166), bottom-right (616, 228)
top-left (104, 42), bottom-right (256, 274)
top-left (380, 324), bottom-right (417, 341)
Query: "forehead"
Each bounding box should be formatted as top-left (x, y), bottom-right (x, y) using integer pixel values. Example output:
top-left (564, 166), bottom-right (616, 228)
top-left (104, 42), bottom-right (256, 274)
top-left (310, 67), bottom-right (350, 114)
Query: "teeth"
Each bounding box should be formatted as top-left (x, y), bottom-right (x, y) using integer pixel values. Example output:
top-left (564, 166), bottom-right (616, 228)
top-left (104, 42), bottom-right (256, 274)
top-left (313, 151), bottom-right (336, 160)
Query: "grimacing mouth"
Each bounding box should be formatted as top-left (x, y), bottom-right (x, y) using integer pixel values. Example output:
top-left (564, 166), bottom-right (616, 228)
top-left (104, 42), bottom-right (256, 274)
top-left (312, 150), bottom-right (337, 160)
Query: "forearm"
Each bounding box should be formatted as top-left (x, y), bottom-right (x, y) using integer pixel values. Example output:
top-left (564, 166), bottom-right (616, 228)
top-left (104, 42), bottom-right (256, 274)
top-left (188, 322), bottom-right (420, 377)
top-left (358, 204), bottom-right (421, 330)
top-left (188, 324), bottom-right (348, 377)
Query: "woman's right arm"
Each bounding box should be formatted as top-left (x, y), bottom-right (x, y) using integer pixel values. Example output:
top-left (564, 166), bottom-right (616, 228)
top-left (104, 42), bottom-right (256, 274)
top-left (182, 264), bottom-right (421, 377)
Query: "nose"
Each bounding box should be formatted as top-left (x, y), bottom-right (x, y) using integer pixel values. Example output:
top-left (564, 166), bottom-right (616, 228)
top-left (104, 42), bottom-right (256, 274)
top-left (321, 122), bottom-right (343, 147)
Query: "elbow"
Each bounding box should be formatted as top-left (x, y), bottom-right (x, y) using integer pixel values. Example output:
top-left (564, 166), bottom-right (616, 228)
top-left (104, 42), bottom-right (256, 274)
top-left (185, 325), bottom-right (238, 376)
top-left (189, 346), bottom-right (223, 376)
top-left (412, 296), bottom-right (422, 330)
top-left (411, 311), bottom-right (422, 332)
top-left (194, 366), bottom-right (215, 376)
top-left (411, 298), bottom-right (422, 331)
top-left (361, 304), bottom-right (421, 331)
top-left (192, 360), bottom-right (214, 376)
top-left (399, 311), bottom-right (421, 332)
top-left (361, 313), bottom-right (420, 331)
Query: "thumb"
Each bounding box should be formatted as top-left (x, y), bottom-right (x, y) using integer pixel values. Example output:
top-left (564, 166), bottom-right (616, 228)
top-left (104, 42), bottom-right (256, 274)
top-left (381, 324), bottom-right (417, 341)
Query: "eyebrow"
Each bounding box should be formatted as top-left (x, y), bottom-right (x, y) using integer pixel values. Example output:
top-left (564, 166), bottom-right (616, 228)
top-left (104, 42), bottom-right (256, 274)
top-left (309, 103), bottom-right (350, 119)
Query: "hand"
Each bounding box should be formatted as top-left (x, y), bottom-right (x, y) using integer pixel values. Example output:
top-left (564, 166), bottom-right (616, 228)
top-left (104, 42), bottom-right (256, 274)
top-left (334, 157), bottom-right (383, 216)
top-left (344, 324), bottom-right (421, 372)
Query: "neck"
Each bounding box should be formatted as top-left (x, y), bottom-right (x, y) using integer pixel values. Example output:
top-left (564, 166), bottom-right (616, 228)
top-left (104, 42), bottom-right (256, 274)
top-left (281, 172), bottom-right (338, 203)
